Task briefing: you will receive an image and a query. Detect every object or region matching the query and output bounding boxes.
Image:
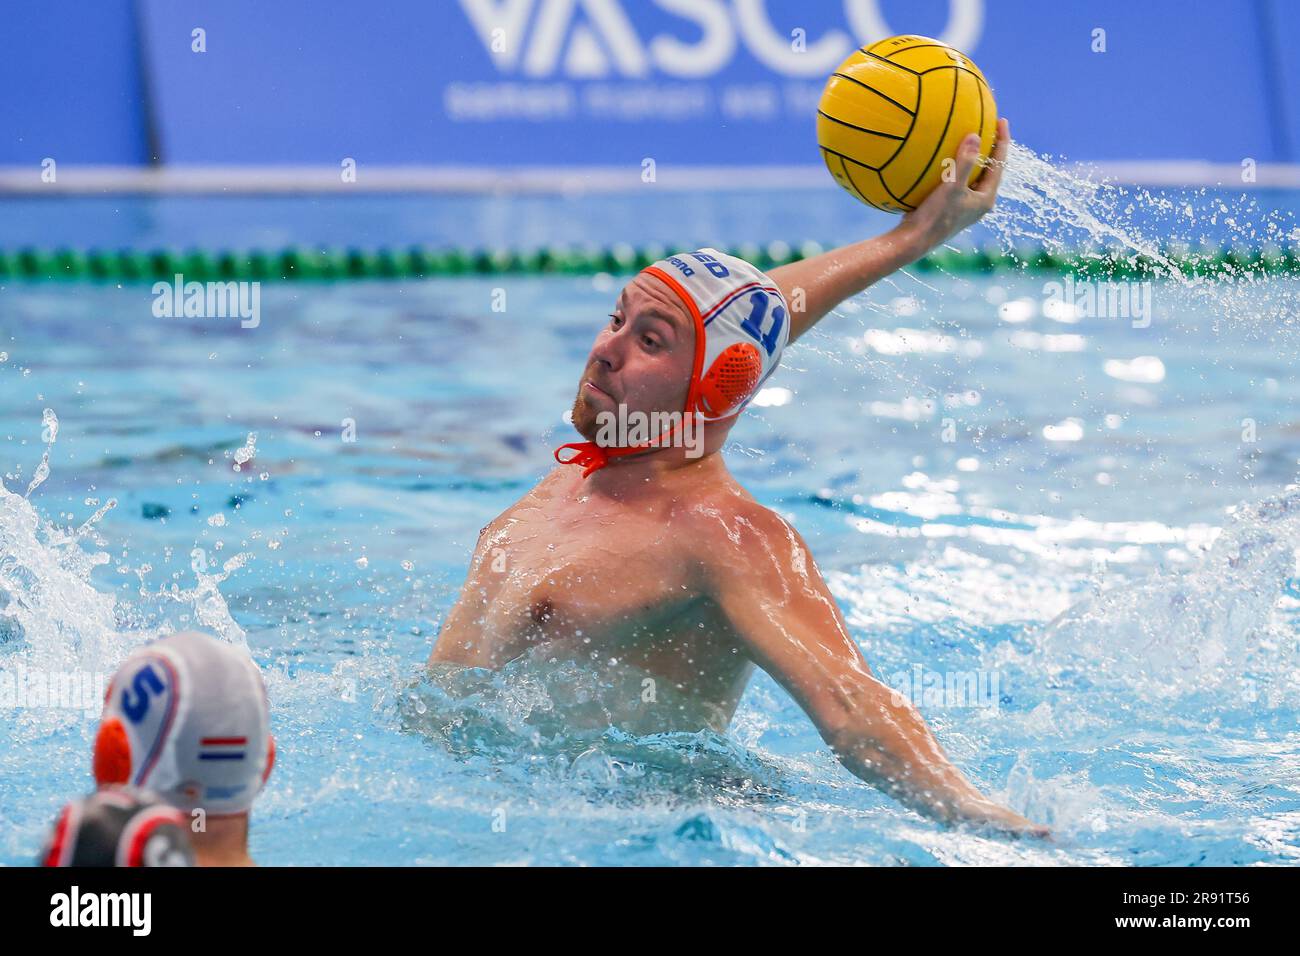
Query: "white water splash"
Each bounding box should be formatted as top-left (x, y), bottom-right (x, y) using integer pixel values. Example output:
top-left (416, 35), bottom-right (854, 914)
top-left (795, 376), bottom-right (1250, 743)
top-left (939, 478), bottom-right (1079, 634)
top-left (0, 482), bottom-right (118, 670)
top-left (233, 431), bottom-right (257, 469)
top-left (24, 408), bottom-right (59, 498)
top-left (989, 143), bottom-right (1299, 263)
top-left (1037, 485), bottom-right (1300, 698)
top-left (1, 414), bottom-right (249, 683)
top-left (153, 551), bottom-right (249, 647)
top-left (982, 142), bottom-right (1300, 332)
top-left (989, 144), bottom-right (1178, 268)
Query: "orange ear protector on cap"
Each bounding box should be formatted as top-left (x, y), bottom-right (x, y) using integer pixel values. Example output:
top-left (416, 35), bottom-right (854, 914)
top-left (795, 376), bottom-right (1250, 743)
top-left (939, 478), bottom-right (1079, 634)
top-left (93, 718), bottom-right (133, 786)
top-left (698, 341), bottom-right (765, 418)
top-left (556, 249), bottom-right (789, 476)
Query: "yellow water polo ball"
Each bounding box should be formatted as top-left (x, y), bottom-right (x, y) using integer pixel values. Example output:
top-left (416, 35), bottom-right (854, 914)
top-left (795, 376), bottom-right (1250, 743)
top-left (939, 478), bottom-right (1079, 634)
top-left (817, 34), bottom-right (998, 213)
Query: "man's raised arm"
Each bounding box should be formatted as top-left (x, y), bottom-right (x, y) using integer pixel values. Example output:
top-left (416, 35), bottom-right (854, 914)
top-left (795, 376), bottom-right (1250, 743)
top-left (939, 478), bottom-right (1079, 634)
top-left (700, 498), bottom-right (1047, 836)
top-left (770, 118), bottom-right (1010, 343)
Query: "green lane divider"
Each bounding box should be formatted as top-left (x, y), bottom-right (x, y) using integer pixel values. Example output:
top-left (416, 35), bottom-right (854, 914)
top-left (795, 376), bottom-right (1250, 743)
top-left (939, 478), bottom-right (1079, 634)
top-left (0, 243), bottom-right (1296, 283)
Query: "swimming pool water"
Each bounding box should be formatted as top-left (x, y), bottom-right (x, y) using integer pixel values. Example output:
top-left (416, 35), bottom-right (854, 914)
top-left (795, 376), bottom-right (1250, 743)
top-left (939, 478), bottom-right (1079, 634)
top-left (2, 186), bottom-right (1300, 866)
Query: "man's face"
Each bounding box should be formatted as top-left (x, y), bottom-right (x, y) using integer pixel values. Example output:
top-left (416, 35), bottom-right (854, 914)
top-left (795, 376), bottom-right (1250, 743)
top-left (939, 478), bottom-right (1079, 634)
top-left (570, 273), bottom-right (695, 441)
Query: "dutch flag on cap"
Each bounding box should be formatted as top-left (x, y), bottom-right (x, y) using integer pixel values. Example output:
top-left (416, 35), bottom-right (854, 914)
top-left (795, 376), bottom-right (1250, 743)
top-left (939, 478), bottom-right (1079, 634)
top-left (198, 737), bottom-right (248, 761)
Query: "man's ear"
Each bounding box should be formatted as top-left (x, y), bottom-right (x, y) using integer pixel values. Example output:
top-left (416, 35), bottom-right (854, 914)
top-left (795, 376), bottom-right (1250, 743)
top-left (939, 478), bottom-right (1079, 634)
top-left (262, 735), bottom-right (276, 786)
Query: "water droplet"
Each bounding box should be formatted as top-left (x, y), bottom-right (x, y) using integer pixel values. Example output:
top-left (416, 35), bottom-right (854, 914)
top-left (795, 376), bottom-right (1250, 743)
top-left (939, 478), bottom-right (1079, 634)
top-left (233, 432), bottom-right (257, 465)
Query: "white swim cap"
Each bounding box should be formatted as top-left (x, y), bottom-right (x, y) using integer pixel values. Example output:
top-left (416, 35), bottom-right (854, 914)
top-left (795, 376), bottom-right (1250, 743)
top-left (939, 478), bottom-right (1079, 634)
top-left (642, 249), bottom-right (790, 421)
top-left (94, 631), bottom-right (274, 816)
top-left (556, 248), bottom-right (789, 476)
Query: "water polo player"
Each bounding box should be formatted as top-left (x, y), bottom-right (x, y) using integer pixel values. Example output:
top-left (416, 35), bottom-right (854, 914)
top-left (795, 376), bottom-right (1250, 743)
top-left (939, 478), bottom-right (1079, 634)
top-left (430, 121), bottom-right (1046, 835)
top-left (93, 630), bottom-right (275, 865)
top-left (40, 786), bottom-right (195, 867)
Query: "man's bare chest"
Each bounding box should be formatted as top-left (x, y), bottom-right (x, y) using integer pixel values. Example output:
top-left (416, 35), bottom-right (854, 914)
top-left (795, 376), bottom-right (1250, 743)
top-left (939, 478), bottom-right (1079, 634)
top-left (470, 505), bottom-right (697, 640)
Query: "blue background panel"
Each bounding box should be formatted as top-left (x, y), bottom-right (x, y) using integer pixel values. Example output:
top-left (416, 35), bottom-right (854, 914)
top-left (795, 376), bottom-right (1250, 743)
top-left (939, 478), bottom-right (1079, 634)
top-left (0, 0), bottom-right (150, 165)
top-left (0, 0), bottom-right (1295, 167)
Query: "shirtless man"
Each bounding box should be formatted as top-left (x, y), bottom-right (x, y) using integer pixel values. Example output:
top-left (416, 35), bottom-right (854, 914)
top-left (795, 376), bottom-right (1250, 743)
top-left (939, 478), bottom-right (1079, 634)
top-left (432, 121), bottom-right (1046, 835)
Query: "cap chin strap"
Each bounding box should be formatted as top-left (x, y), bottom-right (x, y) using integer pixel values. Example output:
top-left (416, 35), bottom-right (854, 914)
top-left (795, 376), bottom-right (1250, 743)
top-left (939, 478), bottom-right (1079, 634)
top-left (554, 413), bottom-right (702, 478)
top-left (554, 441), bottom-right (614, 478)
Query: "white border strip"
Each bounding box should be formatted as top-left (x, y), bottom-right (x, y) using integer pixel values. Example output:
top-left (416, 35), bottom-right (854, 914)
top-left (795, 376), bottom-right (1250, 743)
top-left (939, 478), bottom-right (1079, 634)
top-left (0, 165), bottom-right (828, 195)
top-left (1, 162), bottom-right (1298, 194)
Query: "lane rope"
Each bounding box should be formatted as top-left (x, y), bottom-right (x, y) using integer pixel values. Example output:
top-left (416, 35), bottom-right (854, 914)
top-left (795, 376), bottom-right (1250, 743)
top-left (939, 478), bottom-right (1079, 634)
top-left (0, 243), bottom-right (1295, 282)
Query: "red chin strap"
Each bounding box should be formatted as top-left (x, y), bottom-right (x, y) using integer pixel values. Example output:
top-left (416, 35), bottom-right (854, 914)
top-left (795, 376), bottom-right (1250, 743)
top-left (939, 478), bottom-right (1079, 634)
top-left (553, 442), bottom-right (613, 478)
top-left (554, 441), bottom-right (615, 477)
top-left (554, 414), bottom-right (691, 478)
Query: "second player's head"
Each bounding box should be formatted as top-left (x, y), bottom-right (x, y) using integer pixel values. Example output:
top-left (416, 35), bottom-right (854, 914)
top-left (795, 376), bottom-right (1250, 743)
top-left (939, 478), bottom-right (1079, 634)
top-left (93, 630), bottom-right (274, 819)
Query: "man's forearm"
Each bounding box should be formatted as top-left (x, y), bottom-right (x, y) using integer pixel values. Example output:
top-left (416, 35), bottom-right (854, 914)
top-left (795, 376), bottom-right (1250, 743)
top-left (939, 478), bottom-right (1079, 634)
top-left (824, 694), bottom-right (991, 824)
top-left (768, 221), bottom-right (934, 343)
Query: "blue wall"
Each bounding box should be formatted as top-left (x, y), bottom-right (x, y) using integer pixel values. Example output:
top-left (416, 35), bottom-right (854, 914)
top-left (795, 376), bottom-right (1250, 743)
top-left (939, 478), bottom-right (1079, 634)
top-left (1, 0), bottom-right (1296, 167)
top-left (0, 0), bottom-right (150, 165)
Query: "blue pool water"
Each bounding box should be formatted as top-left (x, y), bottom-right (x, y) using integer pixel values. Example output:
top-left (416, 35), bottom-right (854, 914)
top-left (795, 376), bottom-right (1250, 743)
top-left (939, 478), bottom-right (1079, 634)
top-left (3, 159), bottom-right (1300, 865)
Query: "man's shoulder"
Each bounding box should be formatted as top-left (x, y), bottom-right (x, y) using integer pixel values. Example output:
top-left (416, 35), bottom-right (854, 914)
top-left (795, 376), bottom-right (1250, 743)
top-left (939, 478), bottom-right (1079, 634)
top-left (476, 470), bottom-right (562, 536)
top-left (671, 483), bottom-right (795, 555)
top-left (672, 491), bottom-right (809, 596)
